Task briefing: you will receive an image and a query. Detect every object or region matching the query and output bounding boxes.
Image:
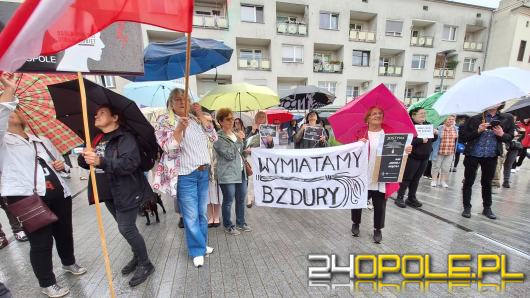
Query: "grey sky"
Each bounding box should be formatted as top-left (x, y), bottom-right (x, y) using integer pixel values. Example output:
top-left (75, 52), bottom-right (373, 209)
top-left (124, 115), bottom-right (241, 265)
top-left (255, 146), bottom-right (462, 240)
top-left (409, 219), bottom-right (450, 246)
top-left (453, 0), bottom-right (501, 8)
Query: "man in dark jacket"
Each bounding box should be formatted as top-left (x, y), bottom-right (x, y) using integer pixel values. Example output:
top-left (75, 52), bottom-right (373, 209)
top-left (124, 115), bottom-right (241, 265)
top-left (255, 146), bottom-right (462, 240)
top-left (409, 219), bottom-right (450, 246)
top-left (79, 105), bottom-right (155, 287)
top-left (459, 104), bottom-right (514, 219)
top-left (396, 108), bottom-right (438, 208)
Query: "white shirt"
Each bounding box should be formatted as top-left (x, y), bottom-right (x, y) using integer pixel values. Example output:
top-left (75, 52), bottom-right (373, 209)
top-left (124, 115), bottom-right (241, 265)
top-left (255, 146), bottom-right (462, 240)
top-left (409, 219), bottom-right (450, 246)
top-left (178, 118), bottom-right (211, 175)
top-left (368, 130), bottom-right (386, 193)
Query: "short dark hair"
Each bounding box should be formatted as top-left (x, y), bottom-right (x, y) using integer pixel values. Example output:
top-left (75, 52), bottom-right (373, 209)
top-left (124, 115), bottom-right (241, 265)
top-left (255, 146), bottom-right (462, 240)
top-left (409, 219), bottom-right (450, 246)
top-left (409, 107), bottom-right (424, 117)
top-left (305, 110), bottom-right (321, 124)
top-left (96, 104), bottom-right (124, 125)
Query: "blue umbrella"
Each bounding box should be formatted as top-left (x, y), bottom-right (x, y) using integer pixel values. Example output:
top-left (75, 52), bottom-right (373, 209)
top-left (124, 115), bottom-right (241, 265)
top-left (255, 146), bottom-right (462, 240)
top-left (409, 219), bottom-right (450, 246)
top-left (123, 80), bottom-right (198, 108)
top-left (128, 37), bottom-right (233, 82)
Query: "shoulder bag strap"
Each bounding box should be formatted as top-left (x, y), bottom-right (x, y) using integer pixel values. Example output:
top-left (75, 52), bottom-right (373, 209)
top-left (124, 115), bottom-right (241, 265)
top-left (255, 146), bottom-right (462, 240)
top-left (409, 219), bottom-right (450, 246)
top-left (32, 142), bottom-right (39, 194)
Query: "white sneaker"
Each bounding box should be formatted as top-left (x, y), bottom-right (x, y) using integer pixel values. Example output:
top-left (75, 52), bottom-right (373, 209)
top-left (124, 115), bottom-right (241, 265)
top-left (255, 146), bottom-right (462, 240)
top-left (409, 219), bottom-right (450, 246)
top-left (193, 256), bottom-right (204, 268)
top-left (59, 172), bottom-right (71, 179)
top-left (367, 199), bottom-right (373, 210)
top-left (511, 169), bottom-right (516, 173)
top-left (442, 182), bottom-right (449, 188)
top-left (431, 181), bottom-right (437, 187)
top-left (41, 284), bottom-right (69, 298)
top-left (206, 246), bottom-right (214, 255)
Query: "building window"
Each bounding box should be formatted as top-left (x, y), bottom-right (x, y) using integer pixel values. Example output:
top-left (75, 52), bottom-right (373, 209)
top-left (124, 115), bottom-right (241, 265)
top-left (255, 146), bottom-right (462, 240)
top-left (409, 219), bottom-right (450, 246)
top-left (526, 21), bottom-right (529, 28)
top-left (442, 25), bottom-right (457, 41)
top-left (384, 83), bottom-right (397, 94)
top-left (385, 20), bottom-right (403, 37)
top-left (346, 85), bottom-right (360, 101)
top-left (241, 4), bottom-right (263, 23)
top-left (411, 55), bottom-right (427, 69)
top-left (517, 40), bottom-right (527, 62)
top-left (477, 13), bottom-right (482, 18)
top-left (352, 50), bottom-right (370, 66)
top-left (435, 85), bottom-right (449, 93)
top-left (282, 45), bottom-right (303, 63)
top-left (350, 23), bottom-right (362, 31)
top-left (318, 81), bottom-right (337, 95)
top-left (423, 5), bottom-right (428, 11)
top-left (96, 75), bottom-right (116, 88)
top-left (463, 58), bottom-right (477, 72)
top-left (320, 12), bottom-right (339, 30)
top-left (362, 0), bottom-right (368, 3)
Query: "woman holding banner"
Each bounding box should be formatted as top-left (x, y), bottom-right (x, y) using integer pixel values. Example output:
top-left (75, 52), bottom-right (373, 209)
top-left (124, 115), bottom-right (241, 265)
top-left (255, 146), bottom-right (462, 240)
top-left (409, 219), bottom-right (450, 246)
top-left (294, 111), bottom-right (328, 149)
top-left (350, 106), bottom-right (412, 243)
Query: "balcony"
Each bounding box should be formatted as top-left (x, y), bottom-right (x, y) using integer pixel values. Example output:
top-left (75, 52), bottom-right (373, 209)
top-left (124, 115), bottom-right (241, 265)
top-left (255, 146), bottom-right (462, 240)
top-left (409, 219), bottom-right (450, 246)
top-left (463, 41), bottom-right (484, 52)
top-left (433, 68), bottom-right (455, 79)
top-left (410, 36), bottom-right (434, 47)
top-left (378, 65), bottom-right (403, 77)
top-left (277, 22), bottom-right (307, 36)
top-left (313, 61), bottom-right (343, 73)
top-left (349, 30), bottom-right (376, 43)
top-left (238, 57), bottom-right (271, 71)
top-left (193, 15), bottom-right (228, 29)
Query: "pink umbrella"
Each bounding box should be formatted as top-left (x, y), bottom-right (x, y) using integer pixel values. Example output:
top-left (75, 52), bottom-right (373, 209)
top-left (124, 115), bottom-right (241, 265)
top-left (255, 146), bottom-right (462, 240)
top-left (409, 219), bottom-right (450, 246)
top-left (329, 84), bottom-right (416, 144)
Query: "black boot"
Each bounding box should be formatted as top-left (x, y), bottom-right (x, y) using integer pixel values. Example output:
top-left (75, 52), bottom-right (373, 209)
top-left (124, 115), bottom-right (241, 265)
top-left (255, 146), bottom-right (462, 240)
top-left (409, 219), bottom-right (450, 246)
top-left (482, 208), bottom-right (497, 220)
top-left (462, 207), bottom-right (471, 218)
top-left (405, 197), bottom-right (423, 208)
top-left (351, 224), bottom-right (360, 237)
top-left (121, 257), bottom-right (138, 275)
top-left (178, 217), bottom-right (184, 229)
top-left (129, 262), bottom-right (155, 287)
top-left (373, 229), bottom-right (382, 244)
top-left (394, 195), bottom-right (406, 208)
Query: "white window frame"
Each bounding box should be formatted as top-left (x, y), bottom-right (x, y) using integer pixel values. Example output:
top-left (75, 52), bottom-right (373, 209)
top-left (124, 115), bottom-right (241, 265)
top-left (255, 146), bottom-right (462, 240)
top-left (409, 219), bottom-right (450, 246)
top-left (352, 50), bottom-right (370, 66)
top-left (346, 85), bottom-right (360, 101)
top-left (384, 83), bottom-right (397, 94)
top-left (385, 20), bottom-right (404, 37)
top-left (96, 75), bottom-right (116, 89)
top-left (350, 23), bottom-right (362, 31)
top-left (411, 55), bottom-right (427, 69)
top-left (241, 4), bottom-right (263, 23)
top-left (240, 49), bottom-right (262, 60)
top-left (282, 44), bottom-right (304, 63)
top-left (318, 81), bottom-right (337, 95)
top-left (443, 25), bottom-right (458, 41)
top-left (435, 85), bottom-right (449, 93)
top-left (320, 12), bottom-right (339, 30)
top-left (463, 57), bottom-right (477, 72)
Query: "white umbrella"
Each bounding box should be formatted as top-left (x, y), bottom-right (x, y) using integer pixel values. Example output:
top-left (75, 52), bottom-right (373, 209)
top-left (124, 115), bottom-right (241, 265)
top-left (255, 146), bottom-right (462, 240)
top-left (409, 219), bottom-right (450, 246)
top-left (482, 67), bottom-right (530, 94)
top-left (433, 68), bottom-right (530, 115)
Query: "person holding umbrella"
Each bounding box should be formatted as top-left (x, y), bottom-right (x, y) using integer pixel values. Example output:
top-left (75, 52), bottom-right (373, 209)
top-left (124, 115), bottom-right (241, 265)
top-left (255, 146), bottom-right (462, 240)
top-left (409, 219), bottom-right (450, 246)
top-left (0, 73), bottom-right (86, 298)
top-left (153, 88), bottom-right (218, 268)
top-left (395, 108), bottom-right (438, 208)
top-left (459, 104), bottom-right (514, 219)
top-left (78, 104), bottom-right (155, 287)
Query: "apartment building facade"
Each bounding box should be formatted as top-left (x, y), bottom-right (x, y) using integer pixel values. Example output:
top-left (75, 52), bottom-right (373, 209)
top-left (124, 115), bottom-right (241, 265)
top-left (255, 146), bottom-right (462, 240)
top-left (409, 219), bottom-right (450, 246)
top-left (135, 0), bottom-right (495, 108)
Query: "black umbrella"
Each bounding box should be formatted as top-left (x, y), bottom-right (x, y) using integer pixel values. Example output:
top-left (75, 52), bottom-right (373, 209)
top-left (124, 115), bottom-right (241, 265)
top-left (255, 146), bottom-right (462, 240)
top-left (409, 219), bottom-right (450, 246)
top-left (505, 98), bottom-right (530, 120)
top-left (48, 78), bottom-right (159, 155)
top-left (280, 85), bottom-right (336, 110)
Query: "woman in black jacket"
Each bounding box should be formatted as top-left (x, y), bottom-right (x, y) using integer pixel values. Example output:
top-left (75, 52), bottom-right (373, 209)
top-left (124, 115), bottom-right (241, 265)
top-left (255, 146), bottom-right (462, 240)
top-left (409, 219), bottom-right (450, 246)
top-left (395, 108), bottom-right (438, 208)
top-left (78, 105), bottom-right (155, 287)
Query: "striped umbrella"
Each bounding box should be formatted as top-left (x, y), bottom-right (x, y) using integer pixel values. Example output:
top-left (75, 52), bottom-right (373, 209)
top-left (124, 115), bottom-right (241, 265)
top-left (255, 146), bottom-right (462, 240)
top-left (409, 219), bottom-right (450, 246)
top-left (0, 73), bottom-right (83, 154)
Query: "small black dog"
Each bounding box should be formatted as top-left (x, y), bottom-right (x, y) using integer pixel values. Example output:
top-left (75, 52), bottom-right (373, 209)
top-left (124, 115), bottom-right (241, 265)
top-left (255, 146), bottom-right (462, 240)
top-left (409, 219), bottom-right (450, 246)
top-left (142, 193), bottom-right (167, 225)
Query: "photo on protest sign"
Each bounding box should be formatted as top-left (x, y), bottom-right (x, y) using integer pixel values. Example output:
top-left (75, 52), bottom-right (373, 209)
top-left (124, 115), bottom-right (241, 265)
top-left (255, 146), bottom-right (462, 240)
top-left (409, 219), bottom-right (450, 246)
top-left (278, 130), bottom-right (289, 145)
top-left (0, 1), bottom-right (143, 75)
top-left (373, 134), bottom-right (413, 183)
top-left (259, 124), bottom-right (278, 138)
top-left (415, 124), bottom-right (434, 139)
top-left (303, 126), bottom-right (324, 141)
top-left (251, 142), bottom-right (368, 209)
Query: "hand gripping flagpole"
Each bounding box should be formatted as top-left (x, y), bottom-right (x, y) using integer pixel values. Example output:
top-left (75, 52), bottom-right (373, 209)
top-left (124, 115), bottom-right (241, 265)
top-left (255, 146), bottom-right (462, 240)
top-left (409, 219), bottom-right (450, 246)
top-left (77, 72), bottom-right (116, 298)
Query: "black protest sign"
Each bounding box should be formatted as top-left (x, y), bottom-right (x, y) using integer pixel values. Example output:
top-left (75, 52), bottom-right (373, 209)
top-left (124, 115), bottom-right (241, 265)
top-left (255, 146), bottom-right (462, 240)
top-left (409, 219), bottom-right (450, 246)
top-left (279, 130), bottom-right (289, 145)
top-left (303, 126), bottom-right (324, 141)
top-left (373, 133), bottom-right (412, 183)
top-left (259, 124), bottom-right (278, 137)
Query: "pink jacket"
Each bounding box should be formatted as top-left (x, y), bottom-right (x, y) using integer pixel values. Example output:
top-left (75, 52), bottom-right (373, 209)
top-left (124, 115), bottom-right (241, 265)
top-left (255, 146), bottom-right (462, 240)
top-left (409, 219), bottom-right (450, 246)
top-left (351, 124), bottom-right (399, 199)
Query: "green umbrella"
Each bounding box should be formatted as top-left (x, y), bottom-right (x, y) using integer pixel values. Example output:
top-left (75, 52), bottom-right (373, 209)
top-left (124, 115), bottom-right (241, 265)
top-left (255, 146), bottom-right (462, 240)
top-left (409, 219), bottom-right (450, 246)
top-left (199, 83), bottom-right (279, 111)
top-left (408, 92), bottom-right (446, 126)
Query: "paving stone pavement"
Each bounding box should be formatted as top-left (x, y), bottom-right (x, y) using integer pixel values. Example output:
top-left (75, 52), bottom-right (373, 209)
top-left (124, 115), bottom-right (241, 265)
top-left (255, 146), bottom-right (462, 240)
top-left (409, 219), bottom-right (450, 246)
top-left (0, 158), bottom-right (529, 297)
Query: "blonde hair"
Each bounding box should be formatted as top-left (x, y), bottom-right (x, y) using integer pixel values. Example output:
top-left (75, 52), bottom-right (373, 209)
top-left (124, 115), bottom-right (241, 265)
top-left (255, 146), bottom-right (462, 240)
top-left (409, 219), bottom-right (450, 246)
top-left (254, 111), bottom-right (266, 124)
top-left (166, 88), bottom-right (191, 109)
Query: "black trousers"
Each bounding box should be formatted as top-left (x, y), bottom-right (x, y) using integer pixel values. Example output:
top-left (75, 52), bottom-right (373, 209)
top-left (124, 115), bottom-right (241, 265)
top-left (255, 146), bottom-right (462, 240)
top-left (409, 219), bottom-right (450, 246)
top-left (0, 199), bottom-right (23, 237)
top-left (105, 201), bottom-right (150, 266)
top-left (398, 158), bottom-right (429, 199)
top-left (515, 148), bottom-right (527, 168)
top-left (454, 152), bottom-right (461, 168)
top-left (6, 195), bottom-right (75, 288)
top-left (462, 156), bottom-right (497, 209)
top-left (351, 191), bottom-right (386, 229)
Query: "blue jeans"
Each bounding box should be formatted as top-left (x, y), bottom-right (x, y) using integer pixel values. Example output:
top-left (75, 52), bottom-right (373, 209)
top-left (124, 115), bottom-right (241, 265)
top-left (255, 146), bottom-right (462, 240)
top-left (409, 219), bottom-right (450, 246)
top-left (177, 168), bottom-right (209, 257)
top-left (220, 172), bottom-right (248, 229)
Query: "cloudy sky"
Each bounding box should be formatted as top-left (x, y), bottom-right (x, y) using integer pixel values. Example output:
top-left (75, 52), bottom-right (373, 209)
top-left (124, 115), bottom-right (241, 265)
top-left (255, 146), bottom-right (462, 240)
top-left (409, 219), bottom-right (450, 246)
top-left (453, 0), bottom-right (501, 8)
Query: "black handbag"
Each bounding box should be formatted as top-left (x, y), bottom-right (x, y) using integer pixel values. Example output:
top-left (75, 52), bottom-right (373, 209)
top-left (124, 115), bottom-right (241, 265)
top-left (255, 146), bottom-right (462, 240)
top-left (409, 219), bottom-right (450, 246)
top-left (4, 142), bottom-right (58, 233)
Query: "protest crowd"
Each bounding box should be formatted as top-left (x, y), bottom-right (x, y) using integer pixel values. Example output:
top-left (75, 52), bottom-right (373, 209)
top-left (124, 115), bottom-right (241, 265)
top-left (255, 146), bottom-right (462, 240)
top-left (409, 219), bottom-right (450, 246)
top-left (0, 1), bottom-right (529, 297)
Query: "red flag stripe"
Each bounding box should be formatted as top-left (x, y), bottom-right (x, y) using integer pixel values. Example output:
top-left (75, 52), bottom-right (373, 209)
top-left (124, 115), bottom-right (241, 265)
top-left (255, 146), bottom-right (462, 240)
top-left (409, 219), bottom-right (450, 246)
top-left (0, 0), bottom-right (41, 61)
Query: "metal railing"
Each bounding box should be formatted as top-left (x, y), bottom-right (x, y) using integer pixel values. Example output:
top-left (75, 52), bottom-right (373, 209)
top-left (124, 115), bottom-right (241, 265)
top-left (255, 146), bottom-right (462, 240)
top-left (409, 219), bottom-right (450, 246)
top-left (276, 22), bottom-right (307, 36)
top-left (238, 57), bottom-right (271, 70)
top-left (313, 62), bottom-right (343, 73)
top-left (410, 36), bottom-right (434, 47)
top-left (348, 30), bottom-right (376, 43)
top-left (193, 15), bottom-right (229, 29)
top-left (433, 68), bottom-right (455, 78)
top-left (463, 41), bottom-right (484, 52)
top-left (378, 65), bottom-right (403, 77)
